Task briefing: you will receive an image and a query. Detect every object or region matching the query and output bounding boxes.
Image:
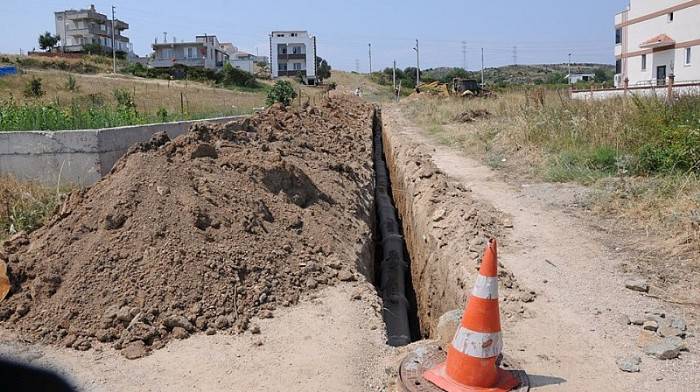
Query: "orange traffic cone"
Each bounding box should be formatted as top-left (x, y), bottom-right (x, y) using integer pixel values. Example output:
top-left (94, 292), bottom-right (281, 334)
top-left (423, 239), bottom-right (520, 391)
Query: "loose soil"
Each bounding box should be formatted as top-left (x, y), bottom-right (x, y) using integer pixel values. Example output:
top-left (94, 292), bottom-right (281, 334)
top-left (0, 96), bottom-right (377, 359)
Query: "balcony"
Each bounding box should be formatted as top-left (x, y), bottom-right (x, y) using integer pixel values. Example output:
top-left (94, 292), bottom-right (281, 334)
top-left (152, 58), bottom-right (206, 68)
top-left (278, 53), bottom-right (306, 60)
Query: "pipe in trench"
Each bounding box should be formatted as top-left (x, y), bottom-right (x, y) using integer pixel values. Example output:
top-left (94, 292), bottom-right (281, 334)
top-left (372, 109), bottom-right (412, 347)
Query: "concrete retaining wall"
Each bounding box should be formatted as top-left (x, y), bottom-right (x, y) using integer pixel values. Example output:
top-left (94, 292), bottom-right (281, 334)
top-left (0, 116), bottom-right (244, 186)
top-left (571, 83), bottom-right (700, 101)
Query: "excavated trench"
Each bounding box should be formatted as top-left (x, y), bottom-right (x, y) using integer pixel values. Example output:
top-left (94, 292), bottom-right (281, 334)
top-left (371, 108), bottom-right (522, 347)
top-left (372, 110), bottom-right (421, 346)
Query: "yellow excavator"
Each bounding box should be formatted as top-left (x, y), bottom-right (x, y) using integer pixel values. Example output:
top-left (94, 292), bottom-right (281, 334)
top-left (414, 78), bottom-right (490, 98)
top-left (0, 259), bottom-right (9, 302)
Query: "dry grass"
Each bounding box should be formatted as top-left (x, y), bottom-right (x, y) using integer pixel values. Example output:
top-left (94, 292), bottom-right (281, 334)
top-left (0, 70), bottom-right (267, 117)
top-left (0, 176), bottom-right (69, 241)
top-left (401, 92), bottom-right (700, 258)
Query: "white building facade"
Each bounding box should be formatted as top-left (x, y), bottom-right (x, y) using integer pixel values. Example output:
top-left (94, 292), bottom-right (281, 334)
top-left (55, 4), bottom-right (131, 54)
top-left (615, 0), bottom-right (700, 87)
top-left (270, 31), bottom-right (317, 84)
top-left (151, 35), bottom-right (228, 70)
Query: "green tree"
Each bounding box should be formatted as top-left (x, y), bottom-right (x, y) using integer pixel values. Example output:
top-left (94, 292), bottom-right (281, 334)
top-left (38, 32), bottom-right (60, 52)
top-left (594, 68), bottom-right (612, 84)
top-left (316, 56), bottom-right (332, 83)
top-left (81, 42), bottom-right (104, 55)
top-left (545, 71), bottom-right (566, 85)
top-left (266, 80), bottom-right (297, 106)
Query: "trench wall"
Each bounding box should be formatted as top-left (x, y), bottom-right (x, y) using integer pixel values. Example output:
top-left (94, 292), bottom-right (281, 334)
top-left (0, 116), bottom-right (244, 186)
top-left (381, 116), bottom-right (521, 337)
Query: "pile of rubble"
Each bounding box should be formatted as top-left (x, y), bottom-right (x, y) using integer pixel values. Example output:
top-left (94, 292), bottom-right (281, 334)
top-left (0, 97), bottom-right (376, 358)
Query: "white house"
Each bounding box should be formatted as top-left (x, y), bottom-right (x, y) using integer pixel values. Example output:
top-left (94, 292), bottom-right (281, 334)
top-left (270, 31), bottom-right (317, 84)
top-left (566, 73), bottom-right (595, 84)
top-left (615, 0), bottom-right (699, 87)
top-left (55, 4), bottom-right (131, 54)
top-left (151, 34), bottom-right (228, 70)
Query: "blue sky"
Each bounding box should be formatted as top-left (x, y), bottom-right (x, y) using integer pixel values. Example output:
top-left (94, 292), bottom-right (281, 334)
top-left (1, 0), bottom-right (629, 71)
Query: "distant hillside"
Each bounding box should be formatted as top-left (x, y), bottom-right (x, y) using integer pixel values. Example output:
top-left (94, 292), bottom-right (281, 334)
top-left (423, 63), bottom-right (615, 86)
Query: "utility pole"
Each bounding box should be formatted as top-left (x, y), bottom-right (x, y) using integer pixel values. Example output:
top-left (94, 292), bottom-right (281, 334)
top-left (111, 6), bottom-right (116, 73)
top-left (413, 39), bottom-right (420, 86)
top-left (513, 46), bottom-right (518, 65)
top-left (481, 48), bottom-right (485, 86)
top-left (163, 32), bottom-right (168, 43)
top-left (393, 60), bottom-right (397, 91)
top-left (368, 43), bottom-right (372, 74)
top-left (355, 59), bottom-right (360, 73)
top-left (63, 11), bottom-right (67, 52)
top-left (461, 41), bottom-right (467, 70)
top-left (568, 52), bottom-right (572, 84)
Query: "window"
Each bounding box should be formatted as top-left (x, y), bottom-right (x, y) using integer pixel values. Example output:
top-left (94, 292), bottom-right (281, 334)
top-left (615, 59), bottom-right (622, 74)
top-left (686, 47), bottom-right (692, 65)
top-left (615, 28), bottom-right (622, 45)
top-left (641, 54), bottom-right (647, 70)
top-left (293, 62), bottom-right (302, 70)
top-left (291, 33), bottom-right (298, 37)
top-left (276, 34), bottom-right (285, 37)
top-left (292, 46), bottom-right (302, 54)
top-left (668, 12), bottom-right (674, 22)
top-left (187, 47), bottom-right (195, 58)
top-left (278, 63), bottom-right (287, 71)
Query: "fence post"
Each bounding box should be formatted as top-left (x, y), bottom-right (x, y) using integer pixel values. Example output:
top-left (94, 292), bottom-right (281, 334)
top-left (667, 73), bottom-right (674, 104)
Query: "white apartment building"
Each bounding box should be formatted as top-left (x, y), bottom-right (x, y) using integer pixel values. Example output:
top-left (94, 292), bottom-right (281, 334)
top-left (55, 4), bottom-right (131, 53)
top-left (270, 31), bottom-right (317, 84)
top-left (615, 0), bottom-right (700, 87)
top-left (151, 35), bottom-right (229, 70)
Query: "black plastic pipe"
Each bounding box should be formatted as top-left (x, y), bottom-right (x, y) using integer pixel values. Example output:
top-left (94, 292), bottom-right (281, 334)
top-left (372, 110), bottom-right (412, 347)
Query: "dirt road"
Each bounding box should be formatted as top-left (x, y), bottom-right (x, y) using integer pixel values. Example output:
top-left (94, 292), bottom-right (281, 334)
top-left (0, 284), bottom-right (391, 392)
top-left (383, 106), bottom-right (699, 391)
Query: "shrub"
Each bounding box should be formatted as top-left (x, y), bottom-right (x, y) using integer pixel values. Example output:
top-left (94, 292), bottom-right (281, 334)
top-left (23, 77), bottom-right (44, 98)
top-left (65, 74), bottom-right (78, 92)
top-left (157, 107), bottom-right (169, 122)
top-left (113, 88), bottom-right (136, 111)
top-left (266, 80), bottom-right (297, 106)
top-left (221, 63), bottom-right (258, 88)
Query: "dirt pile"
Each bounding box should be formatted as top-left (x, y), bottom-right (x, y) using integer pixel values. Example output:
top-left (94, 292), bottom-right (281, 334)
top-left (0, 96), bottom-right (376, 357)
top-left (454, 109), bottom-right (491, 123)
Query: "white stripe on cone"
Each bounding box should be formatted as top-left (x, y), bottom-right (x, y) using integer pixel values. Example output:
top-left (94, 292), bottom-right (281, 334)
top-left (451, 327), bottom-right (503, 359)
top-left (471, 275), bottom-right (499, 300)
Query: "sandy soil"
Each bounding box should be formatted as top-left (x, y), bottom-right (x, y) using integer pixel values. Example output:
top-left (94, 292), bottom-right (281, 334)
top-left (0, 283), bottom-right (392, 392)
top-left (383, 105), bottom-right (699, 392)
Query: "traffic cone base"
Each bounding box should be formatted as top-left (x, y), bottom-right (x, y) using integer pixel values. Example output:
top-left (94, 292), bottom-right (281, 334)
top-left (424, 360), bottom-right (519, 392)
top-left (421, 239), bottom-right (521, 392)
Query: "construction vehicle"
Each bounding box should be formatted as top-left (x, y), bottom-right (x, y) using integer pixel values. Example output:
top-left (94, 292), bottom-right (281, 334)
top-left (414, 78), bottom-right (491, 98)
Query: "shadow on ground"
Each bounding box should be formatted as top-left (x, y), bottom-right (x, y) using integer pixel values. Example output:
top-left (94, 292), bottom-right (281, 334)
top-left (529, 374), bottom-right (567, 388)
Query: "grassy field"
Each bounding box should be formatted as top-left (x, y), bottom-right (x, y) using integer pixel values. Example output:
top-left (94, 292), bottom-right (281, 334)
top-left (0, 70), bottom-right (271, 131)
top-left (0, 176), bottom-right (67, 241)
top-left (401, 91), bottom-right (700, 257)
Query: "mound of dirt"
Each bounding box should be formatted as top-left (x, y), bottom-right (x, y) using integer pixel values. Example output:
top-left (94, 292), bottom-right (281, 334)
top-left (0, 97), bottom-right (376, 357)
top-left (454, 109), bottom-right (491, 123)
